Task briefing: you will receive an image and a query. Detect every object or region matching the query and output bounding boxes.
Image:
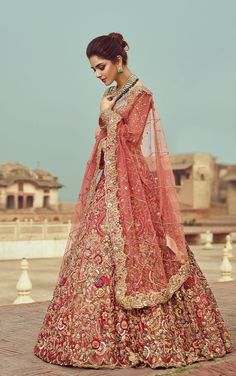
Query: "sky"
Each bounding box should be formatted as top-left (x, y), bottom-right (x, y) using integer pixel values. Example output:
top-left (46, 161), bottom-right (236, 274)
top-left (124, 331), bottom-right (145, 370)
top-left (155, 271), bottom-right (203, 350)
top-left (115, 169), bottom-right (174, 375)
top-left (0, 0), bottom-right (235, 201)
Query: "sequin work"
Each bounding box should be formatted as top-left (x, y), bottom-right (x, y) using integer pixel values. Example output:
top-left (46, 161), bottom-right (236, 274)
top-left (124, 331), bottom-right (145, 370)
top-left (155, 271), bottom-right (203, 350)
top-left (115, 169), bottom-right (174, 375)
top-left (34, 82), bottom-right (233, 369)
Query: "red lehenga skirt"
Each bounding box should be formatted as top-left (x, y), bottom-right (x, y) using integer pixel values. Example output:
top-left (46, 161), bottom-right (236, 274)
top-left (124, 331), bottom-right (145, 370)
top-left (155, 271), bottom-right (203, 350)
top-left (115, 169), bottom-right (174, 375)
top-left (34, 169), bottom-right (233, 369)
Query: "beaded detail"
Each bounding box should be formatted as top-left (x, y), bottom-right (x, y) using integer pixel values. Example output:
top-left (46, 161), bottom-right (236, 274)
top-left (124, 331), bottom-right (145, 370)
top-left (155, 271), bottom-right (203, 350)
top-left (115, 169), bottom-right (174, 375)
top-left (33, 79), bottom-right (233, 369)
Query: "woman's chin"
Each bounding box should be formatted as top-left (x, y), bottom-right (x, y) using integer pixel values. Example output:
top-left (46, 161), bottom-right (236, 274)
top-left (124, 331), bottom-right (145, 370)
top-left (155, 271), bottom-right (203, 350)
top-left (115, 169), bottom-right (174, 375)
top-left (104, 78), bottom-right (114, 86)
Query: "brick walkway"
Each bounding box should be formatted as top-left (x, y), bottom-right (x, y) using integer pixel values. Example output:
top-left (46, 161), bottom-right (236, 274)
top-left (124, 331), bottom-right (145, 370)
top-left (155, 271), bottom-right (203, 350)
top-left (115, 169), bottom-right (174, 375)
top-left (0, 281), bottom-right (235, 376)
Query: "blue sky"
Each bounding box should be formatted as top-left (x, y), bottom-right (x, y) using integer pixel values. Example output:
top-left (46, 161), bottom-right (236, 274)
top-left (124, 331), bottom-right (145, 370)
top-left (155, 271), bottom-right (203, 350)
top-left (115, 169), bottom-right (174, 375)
top-left (0, 0), bottom-right (235, 201)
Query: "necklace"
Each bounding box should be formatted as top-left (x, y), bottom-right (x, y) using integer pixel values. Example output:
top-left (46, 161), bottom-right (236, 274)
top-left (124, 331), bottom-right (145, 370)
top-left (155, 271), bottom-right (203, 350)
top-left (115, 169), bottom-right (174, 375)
top-left (108, 74), bottom-right (139, 101)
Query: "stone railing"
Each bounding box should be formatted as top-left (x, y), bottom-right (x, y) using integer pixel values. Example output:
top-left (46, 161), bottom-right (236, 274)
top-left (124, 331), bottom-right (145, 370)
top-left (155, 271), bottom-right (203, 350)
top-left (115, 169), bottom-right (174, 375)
top-left (0, 219), bottom-right (71, 241)
top-left (1, 220), bottom-right (236, 243)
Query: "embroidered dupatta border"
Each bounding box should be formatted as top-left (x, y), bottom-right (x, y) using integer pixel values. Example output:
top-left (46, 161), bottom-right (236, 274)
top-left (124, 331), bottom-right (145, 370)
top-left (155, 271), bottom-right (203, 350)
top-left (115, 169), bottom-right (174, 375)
top-left (103, 85), bottom-right (190, 310)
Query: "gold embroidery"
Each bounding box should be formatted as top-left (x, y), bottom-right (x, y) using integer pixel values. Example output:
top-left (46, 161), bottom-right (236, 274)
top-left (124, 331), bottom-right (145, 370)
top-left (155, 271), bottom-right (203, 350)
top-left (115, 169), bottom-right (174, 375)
top-left (70, 137), bottom-right (106, 245)
top-left (33, 84), bottom-right (233, 369)
top-left (103, 84), bottom-right (190, 309)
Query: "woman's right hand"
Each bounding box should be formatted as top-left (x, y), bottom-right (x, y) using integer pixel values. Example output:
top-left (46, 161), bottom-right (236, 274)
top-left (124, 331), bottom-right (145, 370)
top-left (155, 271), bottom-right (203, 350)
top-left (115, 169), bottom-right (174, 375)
top-left (100, 95), bottom-right (117, 113)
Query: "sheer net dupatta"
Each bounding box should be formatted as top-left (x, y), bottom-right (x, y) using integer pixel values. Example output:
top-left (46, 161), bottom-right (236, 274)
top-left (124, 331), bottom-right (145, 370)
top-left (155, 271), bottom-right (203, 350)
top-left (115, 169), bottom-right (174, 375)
top-left (113, 88), bottom-right (190, 309)
top-left (141, 98), bottom-right (189, 265)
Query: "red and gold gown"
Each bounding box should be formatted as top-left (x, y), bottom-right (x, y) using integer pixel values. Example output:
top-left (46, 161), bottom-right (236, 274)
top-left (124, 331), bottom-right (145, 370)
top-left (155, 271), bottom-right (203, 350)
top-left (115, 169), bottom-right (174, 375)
top-left (34, 82), bottom-right (233, 369)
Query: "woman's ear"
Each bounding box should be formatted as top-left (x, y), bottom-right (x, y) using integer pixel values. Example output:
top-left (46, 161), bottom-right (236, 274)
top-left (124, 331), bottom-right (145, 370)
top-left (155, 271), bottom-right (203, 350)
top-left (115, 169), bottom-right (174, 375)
top-left (115, 55), bottom-right (123, 64)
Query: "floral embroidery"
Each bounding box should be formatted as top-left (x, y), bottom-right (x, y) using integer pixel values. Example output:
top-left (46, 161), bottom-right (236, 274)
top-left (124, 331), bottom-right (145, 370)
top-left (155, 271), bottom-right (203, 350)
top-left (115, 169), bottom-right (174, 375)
top-left (91, 338), bottom-right (100, 349)
top-left (102, 86), bottom-right (190, 309)
top-left (34, 171), bottom-right (232, 369)
top-left (95, 275), bottom-right (110, 288)
top-left (34, 84), bottom-right (233, 369)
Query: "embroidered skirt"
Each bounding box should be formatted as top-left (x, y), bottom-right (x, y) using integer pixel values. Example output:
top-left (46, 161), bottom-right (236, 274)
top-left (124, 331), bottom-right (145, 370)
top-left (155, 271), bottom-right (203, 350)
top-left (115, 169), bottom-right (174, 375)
top-left (34, 170), bottom-right (233, 369)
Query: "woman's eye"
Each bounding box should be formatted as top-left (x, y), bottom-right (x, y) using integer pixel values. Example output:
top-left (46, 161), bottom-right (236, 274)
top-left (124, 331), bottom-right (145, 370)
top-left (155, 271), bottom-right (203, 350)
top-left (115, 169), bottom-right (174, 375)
top-left (92, 66), bottom-right (105, 73)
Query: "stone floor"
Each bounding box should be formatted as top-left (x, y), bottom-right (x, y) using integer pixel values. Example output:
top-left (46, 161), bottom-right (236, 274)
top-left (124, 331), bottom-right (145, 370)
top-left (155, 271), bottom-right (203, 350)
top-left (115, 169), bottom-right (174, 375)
top-left (0, 280), bottom-right (235, 376)
top-left (0, 243), bottom-right (236, 306)
top-left (0, 243), bottom-right (235, 375)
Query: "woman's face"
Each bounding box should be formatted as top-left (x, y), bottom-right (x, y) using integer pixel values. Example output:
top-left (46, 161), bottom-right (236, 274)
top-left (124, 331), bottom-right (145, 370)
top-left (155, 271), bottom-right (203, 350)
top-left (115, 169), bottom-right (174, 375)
top-left (89, 55), bottom-right (119, 85)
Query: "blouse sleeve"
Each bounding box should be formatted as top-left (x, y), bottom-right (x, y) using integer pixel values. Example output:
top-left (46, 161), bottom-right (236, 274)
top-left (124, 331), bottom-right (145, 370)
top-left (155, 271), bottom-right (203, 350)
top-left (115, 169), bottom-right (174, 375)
top-left (125, 90), bottom-right (153, 147)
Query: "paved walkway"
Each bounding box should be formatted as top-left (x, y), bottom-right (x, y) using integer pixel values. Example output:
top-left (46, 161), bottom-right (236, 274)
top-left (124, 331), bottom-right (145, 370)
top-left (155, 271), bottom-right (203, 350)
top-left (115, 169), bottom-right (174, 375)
top-left (0, 244), bottom-right (235, 375)
top-left (0, 280), bottom-right (235, 376)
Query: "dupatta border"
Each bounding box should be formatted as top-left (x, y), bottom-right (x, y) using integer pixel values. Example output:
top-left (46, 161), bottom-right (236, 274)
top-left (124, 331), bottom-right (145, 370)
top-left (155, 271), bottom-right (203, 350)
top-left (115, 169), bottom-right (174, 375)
top-left (103, 86), bottom-right (190, 309)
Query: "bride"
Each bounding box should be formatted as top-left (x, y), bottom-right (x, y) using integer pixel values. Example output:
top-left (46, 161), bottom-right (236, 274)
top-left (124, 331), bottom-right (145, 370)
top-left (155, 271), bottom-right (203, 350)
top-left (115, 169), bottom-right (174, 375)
top-left (34, 32), bottom-right (232, 369)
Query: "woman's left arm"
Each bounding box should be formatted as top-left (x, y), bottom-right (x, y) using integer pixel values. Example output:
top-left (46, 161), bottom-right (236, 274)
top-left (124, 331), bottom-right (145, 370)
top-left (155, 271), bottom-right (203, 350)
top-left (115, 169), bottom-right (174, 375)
top-left (124, 90), bottom-right (153, 146)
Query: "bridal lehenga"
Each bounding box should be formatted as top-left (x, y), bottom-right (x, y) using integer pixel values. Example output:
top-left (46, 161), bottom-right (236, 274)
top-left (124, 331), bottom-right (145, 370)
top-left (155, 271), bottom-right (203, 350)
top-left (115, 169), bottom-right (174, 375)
top-left (34, 78), bottom-right (233, 369)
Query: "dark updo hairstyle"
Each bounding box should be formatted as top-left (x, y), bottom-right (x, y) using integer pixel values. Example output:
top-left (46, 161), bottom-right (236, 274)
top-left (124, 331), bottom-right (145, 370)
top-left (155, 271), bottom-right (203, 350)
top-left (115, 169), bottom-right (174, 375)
top-left (86, 32), bottom-right (129, 65)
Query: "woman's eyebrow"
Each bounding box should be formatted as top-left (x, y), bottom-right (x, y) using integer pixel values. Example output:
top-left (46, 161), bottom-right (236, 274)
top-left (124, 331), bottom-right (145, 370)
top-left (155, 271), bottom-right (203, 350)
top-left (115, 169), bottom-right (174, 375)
top-left (90, 63), bottom-right (104, 70)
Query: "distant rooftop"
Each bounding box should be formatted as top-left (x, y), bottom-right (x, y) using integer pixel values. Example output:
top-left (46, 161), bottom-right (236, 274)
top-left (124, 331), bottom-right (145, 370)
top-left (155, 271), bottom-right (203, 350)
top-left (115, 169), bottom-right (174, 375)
top-left (0, 161), bottom-right (63, 188)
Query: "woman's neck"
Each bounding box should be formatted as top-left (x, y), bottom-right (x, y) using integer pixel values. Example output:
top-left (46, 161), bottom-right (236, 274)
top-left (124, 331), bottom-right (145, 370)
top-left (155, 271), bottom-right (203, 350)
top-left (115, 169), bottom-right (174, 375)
top-left (115, 66), bottom-right (133, 90)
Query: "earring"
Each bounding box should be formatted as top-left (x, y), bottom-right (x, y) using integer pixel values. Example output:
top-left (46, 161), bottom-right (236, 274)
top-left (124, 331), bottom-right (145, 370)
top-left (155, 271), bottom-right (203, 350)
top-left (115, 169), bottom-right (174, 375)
top-left (117, 65), bottom-right (124, 73)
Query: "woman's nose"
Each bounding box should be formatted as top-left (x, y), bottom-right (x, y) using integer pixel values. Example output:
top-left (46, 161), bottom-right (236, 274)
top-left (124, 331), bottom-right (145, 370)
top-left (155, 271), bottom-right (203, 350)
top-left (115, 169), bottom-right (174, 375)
top-left (96, 71), bottom-right (101, 78)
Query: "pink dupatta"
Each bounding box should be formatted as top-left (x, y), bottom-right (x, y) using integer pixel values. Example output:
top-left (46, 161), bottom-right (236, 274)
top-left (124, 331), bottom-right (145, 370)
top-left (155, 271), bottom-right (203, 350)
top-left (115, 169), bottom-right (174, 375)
top-left (62, 83), bottom-right (190, 309)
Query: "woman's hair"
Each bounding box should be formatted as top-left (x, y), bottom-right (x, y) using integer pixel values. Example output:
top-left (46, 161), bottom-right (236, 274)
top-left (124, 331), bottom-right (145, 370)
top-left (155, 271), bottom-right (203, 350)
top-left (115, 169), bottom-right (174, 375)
top-left (86, 32), bottom-right (129, 65)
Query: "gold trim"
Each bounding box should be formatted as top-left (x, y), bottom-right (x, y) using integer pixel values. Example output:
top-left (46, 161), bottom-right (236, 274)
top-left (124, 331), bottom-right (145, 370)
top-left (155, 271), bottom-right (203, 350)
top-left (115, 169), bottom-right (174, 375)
top-left (103, 91), bottom-right (190, 309)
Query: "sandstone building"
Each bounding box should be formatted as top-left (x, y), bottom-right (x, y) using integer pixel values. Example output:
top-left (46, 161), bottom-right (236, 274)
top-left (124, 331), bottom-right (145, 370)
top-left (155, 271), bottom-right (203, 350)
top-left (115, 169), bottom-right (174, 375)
top-left (0, 162), bottom-right (75, 221)
top-left (0, 162), bottom-right (62, 211)
top-left (170, 152), bottom-right (236, 217)
top-left (0, 155), bottom-right (235, 223)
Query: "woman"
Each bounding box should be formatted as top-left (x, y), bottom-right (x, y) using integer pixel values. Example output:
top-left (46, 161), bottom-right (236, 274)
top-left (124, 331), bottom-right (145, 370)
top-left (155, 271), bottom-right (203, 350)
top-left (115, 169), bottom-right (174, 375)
top-left (34, 32), bottom-right (233, 369)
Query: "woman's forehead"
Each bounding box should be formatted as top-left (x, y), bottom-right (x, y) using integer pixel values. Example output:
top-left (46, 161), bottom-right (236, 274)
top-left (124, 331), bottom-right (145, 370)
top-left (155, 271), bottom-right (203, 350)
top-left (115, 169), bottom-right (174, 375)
top-left (89, 55), bottom-right (107, 66)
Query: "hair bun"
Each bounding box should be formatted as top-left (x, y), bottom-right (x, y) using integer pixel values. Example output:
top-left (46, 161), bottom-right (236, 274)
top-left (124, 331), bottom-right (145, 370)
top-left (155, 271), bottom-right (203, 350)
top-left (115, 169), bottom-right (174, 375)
top-left (108, 32), bottom-right (129, 51)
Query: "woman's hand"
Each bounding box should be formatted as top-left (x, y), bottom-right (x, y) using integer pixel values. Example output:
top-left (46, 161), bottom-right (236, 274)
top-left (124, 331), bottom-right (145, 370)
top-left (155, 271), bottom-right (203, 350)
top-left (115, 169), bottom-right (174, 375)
top-left (100, 94), bottom-right (117, 113)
